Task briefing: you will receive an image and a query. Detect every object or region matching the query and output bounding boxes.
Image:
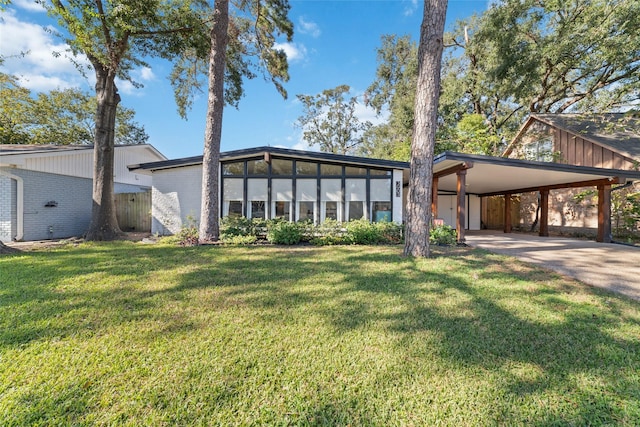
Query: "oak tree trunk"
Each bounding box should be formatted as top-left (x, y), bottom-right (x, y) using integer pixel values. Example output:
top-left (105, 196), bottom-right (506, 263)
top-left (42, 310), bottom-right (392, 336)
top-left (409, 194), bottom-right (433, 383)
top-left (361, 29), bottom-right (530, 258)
top-left (85, 63), bottom-right (122, 241)
top-left (404, 0), bottom-right (448, 257)
top-left (199, 0), bottom-right (229, 243)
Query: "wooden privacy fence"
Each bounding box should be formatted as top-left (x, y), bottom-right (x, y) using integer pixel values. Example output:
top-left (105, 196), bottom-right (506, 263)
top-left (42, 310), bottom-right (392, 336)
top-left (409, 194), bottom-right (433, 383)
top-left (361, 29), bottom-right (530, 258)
top-left (115, 192), bottom-right (151, 232)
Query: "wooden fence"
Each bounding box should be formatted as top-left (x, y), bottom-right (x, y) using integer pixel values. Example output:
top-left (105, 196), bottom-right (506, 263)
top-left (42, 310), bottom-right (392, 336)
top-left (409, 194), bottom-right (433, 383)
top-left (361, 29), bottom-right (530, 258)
top-left (115, 192), bottom-right (151, 232)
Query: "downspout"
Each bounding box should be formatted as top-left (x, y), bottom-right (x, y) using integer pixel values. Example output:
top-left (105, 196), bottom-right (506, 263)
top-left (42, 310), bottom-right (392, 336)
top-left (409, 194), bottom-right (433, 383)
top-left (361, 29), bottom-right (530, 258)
top-left (0, 169), bottom-right (24, 241)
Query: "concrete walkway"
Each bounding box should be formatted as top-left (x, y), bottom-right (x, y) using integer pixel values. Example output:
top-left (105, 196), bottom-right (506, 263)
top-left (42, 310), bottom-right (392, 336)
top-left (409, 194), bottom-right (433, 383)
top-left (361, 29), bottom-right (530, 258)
top-left (465, 231), bottom-right (640, 301)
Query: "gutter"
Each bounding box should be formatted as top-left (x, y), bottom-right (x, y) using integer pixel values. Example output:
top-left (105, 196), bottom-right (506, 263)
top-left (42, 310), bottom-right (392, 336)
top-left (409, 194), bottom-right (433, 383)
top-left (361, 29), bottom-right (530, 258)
top-left (0, 169), bottom-right (24, 241)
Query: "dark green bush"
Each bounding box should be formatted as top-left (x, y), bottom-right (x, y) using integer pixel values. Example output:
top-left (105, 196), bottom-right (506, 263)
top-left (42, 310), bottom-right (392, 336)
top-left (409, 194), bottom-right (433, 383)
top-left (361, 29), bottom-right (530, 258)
top-left (266, 221), bottom-right (303, 245)
top-left (345, 219), bottom-right (381, 244)
top-left (429, 224), bottom-right (457, 246)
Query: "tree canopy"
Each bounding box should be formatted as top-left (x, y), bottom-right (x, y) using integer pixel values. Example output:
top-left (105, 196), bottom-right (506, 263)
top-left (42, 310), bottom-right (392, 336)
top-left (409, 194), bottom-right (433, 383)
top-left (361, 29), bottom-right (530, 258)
top-left (364, 0), bottom-right (640, 160)
top-left (296, 85), bottom-right (371, 155)
top-left (40, 0), bottom-right (208, 240)
top-left (0, 73), bottom-right (148, 146)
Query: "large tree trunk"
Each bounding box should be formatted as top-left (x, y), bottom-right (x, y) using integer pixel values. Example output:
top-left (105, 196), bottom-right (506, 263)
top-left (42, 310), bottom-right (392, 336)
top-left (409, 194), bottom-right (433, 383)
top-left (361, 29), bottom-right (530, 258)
top-left (85, 64), bottom-right (122, 241)
top-left (199, 0), bottom-right (229, 243)
top-left (404, 0), bottom-right (448, 257)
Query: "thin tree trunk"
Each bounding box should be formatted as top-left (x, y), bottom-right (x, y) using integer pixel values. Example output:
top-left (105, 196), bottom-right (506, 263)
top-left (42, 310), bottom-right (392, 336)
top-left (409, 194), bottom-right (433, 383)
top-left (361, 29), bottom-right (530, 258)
top-left (404, 0), bottom-right (448, 257)
top-left (85, 64), bottom-right (122, 241)
top-left (199, 0), bottom-right (229, 243)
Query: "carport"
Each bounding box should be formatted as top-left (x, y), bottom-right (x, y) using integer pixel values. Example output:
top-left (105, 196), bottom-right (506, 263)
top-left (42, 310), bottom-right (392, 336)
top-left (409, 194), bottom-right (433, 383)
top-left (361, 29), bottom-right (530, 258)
top-left (431, 152), bottom-right (640, 244)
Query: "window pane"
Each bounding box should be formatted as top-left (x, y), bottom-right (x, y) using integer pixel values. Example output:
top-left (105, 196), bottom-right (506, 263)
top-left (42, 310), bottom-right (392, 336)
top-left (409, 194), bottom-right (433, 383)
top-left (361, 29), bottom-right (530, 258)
top-left (251, 201), bottom-right (266, 219)
top-left (227, 201), bottom-right (243, 217)
top-left (296, 161), bottom-right (317, 175)
top-left (222, 161), bottom-right (244, 176)
top-left (298, 201), bottom-right (315, 221)
top-left (371, 179), bottom-right (391, 201)
top-left (247, 159), bottom-right (268, 175)
top-left (348, 201), bottom-right (364, 221)
top-left (372, 201), bottom-right (391, 222)
top-left (274, 201), bottom-right (291, 219)
top-left (324, 201), bottom-right (338, 220)
top-left (345, 166), bottom-right (367, 176)
top-left (320, 163), bottom-right (342, 176)
top-left (370, 169), bottom-right (391, 176)
top-left (271, 159), bottom-right (293, 175)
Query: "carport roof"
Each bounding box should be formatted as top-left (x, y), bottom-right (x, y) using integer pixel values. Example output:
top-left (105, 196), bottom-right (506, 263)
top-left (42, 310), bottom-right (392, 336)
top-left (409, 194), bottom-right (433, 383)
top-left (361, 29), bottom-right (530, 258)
top-left (433, 152), bottom-right (640, 196)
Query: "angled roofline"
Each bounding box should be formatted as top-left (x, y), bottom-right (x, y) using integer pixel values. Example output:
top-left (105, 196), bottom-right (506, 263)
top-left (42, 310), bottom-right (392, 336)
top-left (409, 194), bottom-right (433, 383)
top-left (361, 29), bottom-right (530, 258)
top-left (502, 113), bottom-right (640, 160)
top-left (128, 146), bottom-right (410, 172)
top-left (0, 143), bottom-right (167, 160)
top-left (435, 151), bottom-right (640, 180)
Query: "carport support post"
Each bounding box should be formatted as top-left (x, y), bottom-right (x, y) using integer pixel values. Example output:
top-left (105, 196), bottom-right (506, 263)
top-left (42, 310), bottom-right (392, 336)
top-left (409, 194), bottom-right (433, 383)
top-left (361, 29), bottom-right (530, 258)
top-left (597, 184), bottom-right (612, 243)
top-left (456, 169), bottom-right (466, 243)
top-left (540, 189), bottom-right (549, 237)
top-left (504, 193), bottom-right (512, 233)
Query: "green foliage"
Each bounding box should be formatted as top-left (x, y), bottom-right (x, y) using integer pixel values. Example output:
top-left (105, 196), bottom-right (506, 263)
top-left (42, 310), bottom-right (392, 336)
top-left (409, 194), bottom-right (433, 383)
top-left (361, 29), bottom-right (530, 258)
top-left (296, 85), bottom-right (372, 155)
top-left (220, 216), bottom-right (259, 240)
top-left (171, 216), bottom-right (199, 246)
top-left (360, 35), bottom-right (417, 161)
top-left (0, 73), bottom-right (148, 145)
top-left (222, 234), bottom-right (257, 245)
top-left (171, 0), bottom-right (294, 118)
top-left (266, 220), bottom-right (302, 245)
top-left (429, 224), bottom-right (457, 246)
top-left (441, 0), bottom-right (640, 141)
top-left (309, 219), bottom-right (346, 245)
top-left (345, 219), bottom-right (381, 244)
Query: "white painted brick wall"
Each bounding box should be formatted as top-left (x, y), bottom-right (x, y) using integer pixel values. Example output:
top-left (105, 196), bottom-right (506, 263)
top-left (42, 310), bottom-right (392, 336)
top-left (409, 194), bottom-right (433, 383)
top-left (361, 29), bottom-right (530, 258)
top-left (1, 168), bottom-right (93, 241)
top-left (152, 165), bottom-right (203, 235)
top-left (0, 174), bottom-right (14, 241)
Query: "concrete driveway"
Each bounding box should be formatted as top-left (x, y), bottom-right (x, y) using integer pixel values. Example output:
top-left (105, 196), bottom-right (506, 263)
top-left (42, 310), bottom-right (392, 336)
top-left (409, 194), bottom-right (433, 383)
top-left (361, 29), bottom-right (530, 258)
top-left (465, 231), bottom-right (640, 301)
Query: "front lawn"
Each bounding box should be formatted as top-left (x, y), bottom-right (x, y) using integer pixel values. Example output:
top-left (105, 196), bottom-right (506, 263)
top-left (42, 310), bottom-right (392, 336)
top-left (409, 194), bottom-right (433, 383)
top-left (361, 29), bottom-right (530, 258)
top-left (1, 243), bottom-right (639, 425)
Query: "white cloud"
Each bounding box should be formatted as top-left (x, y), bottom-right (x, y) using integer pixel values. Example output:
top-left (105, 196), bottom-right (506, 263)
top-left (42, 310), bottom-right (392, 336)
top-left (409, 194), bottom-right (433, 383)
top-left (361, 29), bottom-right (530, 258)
top-left (13, 0), bottom-right (46, 12)
top-left (403, 0), bottom-right (418, 16)
top-left (274, 42), bottom-right (307, 62)
top-left (139, 67), bottom-right (155, 81)
top-left (0, 11), bottom-right (91, 91)
top-left (298, 17), bottom-right (321, 38)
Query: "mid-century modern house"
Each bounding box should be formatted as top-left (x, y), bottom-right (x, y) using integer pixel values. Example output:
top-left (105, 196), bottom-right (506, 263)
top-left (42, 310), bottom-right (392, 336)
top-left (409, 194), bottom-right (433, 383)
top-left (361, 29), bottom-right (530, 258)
top-left (130, 142), bottom-right (640, 243)
top-left (130, 147), bottom-right (411, 236)
top-left (499, 113), bottom-right (640, 238)
top-left (0, 144), bottom-right (166, 242)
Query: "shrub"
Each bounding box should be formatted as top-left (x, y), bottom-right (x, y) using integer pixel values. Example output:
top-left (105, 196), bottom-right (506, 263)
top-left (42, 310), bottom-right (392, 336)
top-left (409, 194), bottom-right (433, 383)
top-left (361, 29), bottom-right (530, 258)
top-left (429, 223), bottom-right (457, 246)
top-left (376, 221), bottom-right (404, 244)
top-left (222, 235), bottom-right (257, 245)
top-left (345, 219), bottom-right (381, 244)
top-left (220, 216), bottom-right (255, 239)
top-left (266, 221), bottom-right (303, 245)
top-left (175, 215), bottom-right (199, 246)
top-left (310, 219), bottom-right (346, 245)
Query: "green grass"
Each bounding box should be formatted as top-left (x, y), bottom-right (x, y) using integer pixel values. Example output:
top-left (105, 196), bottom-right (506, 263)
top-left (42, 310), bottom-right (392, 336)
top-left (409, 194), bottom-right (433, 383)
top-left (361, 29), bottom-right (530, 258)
top-left (1, 242), bottom-right (639, 426)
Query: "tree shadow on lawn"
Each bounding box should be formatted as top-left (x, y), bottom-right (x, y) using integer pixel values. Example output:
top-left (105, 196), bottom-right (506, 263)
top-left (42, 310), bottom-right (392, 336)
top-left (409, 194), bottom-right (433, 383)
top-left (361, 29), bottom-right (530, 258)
top-left (3, 244), bottom-right (639, 424)
top-left (172, 245), bottom-right (640, 424)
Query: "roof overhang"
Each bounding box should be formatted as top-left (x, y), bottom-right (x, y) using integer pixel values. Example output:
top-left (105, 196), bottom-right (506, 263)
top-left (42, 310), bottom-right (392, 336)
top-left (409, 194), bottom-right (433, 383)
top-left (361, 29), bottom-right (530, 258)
top-left (433, 152), bottom-right (640, 196)
top-left (128, 146), bottom-right (410, 174)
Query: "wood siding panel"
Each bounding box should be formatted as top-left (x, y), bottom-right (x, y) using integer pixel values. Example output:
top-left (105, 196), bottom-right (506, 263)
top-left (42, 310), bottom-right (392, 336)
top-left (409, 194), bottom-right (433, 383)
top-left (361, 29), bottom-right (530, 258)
top-left (575, 137), bottom-right (584, 166)
top-left (593, 146), bottom-right (603, 167)
top-left (584, 140), bottom-right (593, 167)
top-left (603, 150), bottom-right (613, 169)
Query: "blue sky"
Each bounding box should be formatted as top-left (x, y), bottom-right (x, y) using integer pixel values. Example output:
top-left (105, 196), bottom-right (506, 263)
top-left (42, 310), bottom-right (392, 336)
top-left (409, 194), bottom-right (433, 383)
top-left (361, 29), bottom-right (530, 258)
top-left (1, 0), bottom-right (490, 159)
